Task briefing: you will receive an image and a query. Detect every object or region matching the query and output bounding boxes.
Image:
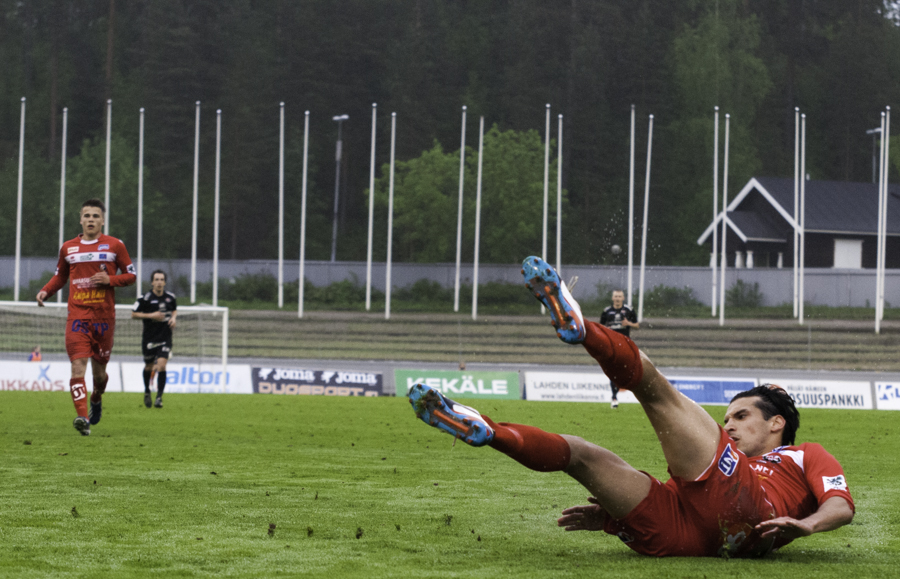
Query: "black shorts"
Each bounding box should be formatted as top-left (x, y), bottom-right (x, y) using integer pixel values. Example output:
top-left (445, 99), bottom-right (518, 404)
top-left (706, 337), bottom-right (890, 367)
top-left (142, 339), bottom-right (172, 364)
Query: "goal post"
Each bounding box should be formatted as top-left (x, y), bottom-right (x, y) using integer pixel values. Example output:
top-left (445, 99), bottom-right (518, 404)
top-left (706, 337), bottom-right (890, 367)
top-left (0, 301), bottom-right (229, 372)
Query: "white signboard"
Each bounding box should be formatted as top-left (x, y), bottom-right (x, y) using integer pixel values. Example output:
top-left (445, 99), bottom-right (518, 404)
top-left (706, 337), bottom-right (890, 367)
top-left (0, 360), bottom-right (123, 392)
top-left (760, 378), bottom-right (872, 410)
top-left (524, 371), bottom-right (637, 404)
top-left (120, 362), bottom-right (253, 394)
top-left (875, 382), bottom-right (900, 411)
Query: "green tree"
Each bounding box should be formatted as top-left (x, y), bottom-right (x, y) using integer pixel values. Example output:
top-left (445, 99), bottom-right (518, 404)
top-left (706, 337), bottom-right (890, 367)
top-left (372, 125), bottom-right (562, 264)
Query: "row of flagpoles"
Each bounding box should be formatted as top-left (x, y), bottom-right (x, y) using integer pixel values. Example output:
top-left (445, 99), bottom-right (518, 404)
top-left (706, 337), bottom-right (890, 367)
top-left (709, 105), bottom-right (892, 333)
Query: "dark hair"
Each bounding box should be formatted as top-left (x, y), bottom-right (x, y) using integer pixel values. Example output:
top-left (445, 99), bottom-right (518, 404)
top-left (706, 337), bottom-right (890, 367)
top-left (151, 269), bottom-right (167, 282)
top-left (730, 384), bottom-right (800, 446)
top-left (81, 198), bottom-right (106, 213)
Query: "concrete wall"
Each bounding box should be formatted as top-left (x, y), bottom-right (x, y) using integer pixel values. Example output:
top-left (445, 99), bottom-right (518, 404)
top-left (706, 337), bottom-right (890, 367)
top-left (2, 256), bottom-right (897, 308)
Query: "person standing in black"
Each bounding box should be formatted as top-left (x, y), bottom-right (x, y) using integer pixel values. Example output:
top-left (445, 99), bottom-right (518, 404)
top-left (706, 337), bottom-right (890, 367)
top-left (132, 270), bottom-right (177, 408)
top-left (599, 289), bottom-right (639, 408)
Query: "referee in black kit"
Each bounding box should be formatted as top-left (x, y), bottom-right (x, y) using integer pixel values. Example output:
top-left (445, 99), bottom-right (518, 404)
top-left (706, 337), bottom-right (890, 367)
top-left (599, 289), bottom-right (639, 409)
top-left (132, 270), bottom-right (177, 408)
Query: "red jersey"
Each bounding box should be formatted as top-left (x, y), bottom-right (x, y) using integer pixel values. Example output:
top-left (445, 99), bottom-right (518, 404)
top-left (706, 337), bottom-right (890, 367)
top-left (41, 234), bottom-right (136, 320)
top-left (751, 443), bottom-right (854, 547)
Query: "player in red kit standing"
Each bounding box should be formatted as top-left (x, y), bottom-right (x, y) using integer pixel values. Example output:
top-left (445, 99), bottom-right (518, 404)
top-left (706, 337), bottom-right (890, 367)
top-left (36, 199), bottom-right (136, 436)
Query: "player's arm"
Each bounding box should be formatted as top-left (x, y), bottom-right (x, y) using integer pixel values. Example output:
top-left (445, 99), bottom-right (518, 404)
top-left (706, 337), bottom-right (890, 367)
top-left (755, 496), bottom-right (853, 540)
top-left (37, 248), bottom-right (70, 306)
top-left (108, 239), bottom-right (136, 287)
top-left (623, 309), bottom-right (640, 329)
top-left (132, 298), bottom-right (165, 321)
top-left (169, 298), bottom-right (177, 328)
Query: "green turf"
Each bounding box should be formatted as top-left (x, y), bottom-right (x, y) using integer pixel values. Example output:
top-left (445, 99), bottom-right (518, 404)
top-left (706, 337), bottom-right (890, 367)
top-left (1, 392), bottom-right (897, 578)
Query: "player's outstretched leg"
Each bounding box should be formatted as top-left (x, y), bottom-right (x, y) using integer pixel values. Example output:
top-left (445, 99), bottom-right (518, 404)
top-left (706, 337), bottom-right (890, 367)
top-left (409, 383), bottom-right (573, 472)
top-left (409, 383), bottom-right (494, 446)
top-left (522, 256), bottom-right (585, 343)
top-left (523, 256), bottom-right (643, 391)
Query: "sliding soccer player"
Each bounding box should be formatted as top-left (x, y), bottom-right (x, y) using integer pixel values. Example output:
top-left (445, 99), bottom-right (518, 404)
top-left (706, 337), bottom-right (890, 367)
top-left (410, 256), bottom-right (854, 557)
top-left (36, 198), bottom-right (136, 436)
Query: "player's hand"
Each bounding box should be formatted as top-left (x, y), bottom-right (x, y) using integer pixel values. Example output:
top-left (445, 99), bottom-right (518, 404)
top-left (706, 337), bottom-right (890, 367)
top-left (168, 317), bottom-right (177, 328)
top-left (755, 516), bottom-right (814, 540)
top-left (149, 311), bottom-right (166, 322)
top-left (557, 497), bottom-right (608, 531)
top-left (90, 271), bottom-right (111, 286)
top-left (36, 291), bottom-right (48, 307)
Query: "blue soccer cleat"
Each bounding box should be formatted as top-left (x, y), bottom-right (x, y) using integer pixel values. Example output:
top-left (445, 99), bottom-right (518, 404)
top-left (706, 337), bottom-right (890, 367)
top-left (88, 398), bottom-right (102, 425)
top-left (408, 383), bottom-right (494, 447)
top-left (522, 256), bottom-right (585, 344)
top-left (73, 416), bottom-right (91, 436)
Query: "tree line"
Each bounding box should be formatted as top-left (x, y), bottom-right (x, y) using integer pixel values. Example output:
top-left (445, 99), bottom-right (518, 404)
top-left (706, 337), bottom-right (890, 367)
top-left (2, 0), bottom-right (900, 268)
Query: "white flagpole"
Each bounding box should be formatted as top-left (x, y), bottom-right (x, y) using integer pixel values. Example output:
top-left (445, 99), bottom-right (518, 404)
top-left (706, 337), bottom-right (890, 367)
top-left (543, 104), bottom-right (551, 264)
top-left (876, 112), bottom-right (886, 331)
top-left (57, 107), bottom-right (68, 303)
top-left (298, 110), bottom-right (310, 318)
top-left (385, 112), bottom-right (397, 320)
top-left (104, 99), bottom-right (112, 235)
top-left (454, 105), bottom-right (467, 312)
top-left (366, 103), bottom-right (377, 311)
top-left (711, 106), bottom-right (719, 316)
top-left (278, 102), bottom-right (285, 309)
top-left (137, 107), bottom-right (145, 298)
top-left (637, 114), bottom-right (653, 322)
top-left (719, 114), bottom-right (731, 326)
top-left (628, 104), bottom-right (636, 306)
top-left (191, 101), bottom-right (200, 304)
top-left (877, 108), bottom-right (890, 332)
top-left (880, 107), bottom-right (891, 324)
top-left (798, 113), bottom-right (807, 325)
top-left (556, 114), bottom-right (563, 273)
top-left (13, 97), bottom-right (25, 302)
top-left (212, 109), bottom-right (222, 307)
top-left (472, 115), bottom-right (485, 321)
top-left (793, 107), bottom-right (800, 318)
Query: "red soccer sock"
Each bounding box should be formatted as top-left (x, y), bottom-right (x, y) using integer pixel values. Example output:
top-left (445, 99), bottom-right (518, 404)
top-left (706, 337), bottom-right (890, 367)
top-left (90, 374), bottom-right (109, 403)
top-left (70, 378), bottom-right (89, 418)
top-left (483, 415), bottom-right (571, 472)
top-left (582, 321), bottom-right (644, 391)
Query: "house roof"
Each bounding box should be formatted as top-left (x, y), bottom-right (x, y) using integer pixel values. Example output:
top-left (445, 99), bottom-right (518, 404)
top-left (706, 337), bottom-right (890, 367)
top-left (697, 176), bottom-right (900, 245)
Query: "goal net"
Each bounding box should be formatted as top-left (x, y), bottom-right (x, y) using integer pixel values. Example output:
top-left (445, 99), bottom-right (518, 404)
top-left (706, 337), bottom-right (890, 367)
top-left (0, 301), bottom-right (229, 367)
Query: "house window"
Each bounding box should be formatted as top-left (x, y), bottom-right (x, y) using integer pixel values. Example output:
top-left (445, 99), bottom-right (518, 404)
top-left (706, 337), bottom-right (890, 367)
top-left (833, 239), bottom-right (863, 269)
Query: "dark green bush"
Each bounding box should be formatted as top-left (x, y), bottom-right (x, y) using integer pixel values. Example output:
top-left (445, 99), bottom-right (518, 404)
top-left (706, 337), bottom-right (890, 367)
top-left (726, 280), bottom-right (764, 308)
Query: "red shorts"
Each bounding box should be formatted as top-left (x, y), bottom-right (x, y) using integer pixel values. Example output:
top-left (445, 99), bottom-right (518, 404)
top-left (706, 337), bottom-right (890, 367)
top-left (65, 318), bottom-right (116, 364)
top-left (603, 428), bottom-right (777, 558)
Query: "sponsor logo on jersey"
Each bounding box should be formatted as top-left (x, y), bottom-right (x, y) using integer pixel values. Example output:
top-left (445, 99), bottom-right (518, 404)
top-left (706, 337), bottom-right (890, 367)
top-left (99, 253), bottom-right (107, 260)
top-left (68, 247), bottom-right (79, 254)
top-left (99, 244), bottom-right (109, 250)
top-left (82, 253), bottom-right (94, 261)
top-left (823, 474), bottom-right (847, 492)
top-left (718, 443), bottom-right (738, 476)
top-left (762, 453), bottom-right (782, 464)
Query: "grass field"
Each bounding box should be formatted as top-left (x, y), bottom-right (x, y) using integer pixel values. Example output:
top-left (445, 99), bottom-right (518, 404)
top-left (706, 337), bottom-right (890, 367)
top-left (1, 391), bottom-right (897, 578)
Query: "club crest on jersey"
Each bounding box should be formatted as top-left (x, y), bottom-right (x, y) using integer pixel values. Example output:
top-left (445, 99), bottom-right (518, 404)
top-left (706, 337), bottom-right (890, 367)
top-left (99, 244), bottom-right (109, 250)
top-left (718, 443), bottom-right (738, 477)
top-left (67, 247), bottom-right (79, 254)
top-left (823, 474), bottom-right (847, 491)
